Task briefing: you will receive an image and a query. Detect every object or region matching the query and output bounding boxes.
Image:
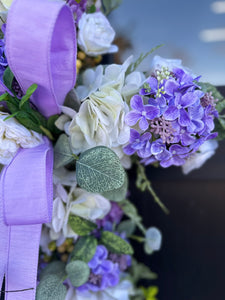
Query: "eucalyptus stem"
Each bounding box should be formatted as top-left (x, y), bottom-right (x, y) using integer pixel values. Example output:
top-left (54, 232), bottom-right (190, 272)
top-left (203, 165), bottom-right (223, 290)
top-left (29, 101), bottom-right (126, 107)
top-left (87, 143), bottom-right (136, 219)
top-left (136, 161), bottom-right (169, 214)
top-left (130, 235), bottom-right (145, 243)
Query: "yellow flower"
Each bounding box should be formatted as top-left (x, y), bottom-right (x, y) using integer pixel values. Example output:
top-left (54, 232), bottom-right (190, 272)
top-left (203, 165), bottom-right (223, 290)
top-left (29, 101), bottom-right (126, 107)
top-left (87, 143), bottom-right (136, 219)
top-left (0, 0), bottom-right (13, 10)
top-left (142, 286), bottom-right (159, 300)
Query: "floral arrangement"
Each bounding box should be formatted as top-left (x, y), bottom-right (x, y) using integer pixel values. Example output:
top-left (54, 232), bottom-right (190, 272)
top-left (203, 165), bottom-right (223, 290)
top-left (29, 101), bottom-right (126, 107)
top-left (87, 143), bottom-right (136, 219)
top-left (0, 0), bottom-right (225, 300)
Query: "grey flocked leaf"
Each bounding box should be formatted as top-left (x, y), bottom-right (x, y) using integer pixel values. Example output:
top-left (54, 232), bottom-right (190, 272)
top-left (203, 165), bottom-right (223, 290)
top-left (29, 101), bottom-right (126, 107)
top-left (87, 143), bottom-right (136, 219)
top-left (68, 214), bottom-right (97, 236)
top-left (39, 261), bottom-right (66, 281)
top-left (70, 236), bottom-right (97, 263)
top-left (76, 146), bottom-right (125, 193)
top-left (54, 134), bottom-right (74, 169)
top-left (101, 231), bottom-right (134, 255)
top-left (101, 173), bottom-right (128, 202)
top-left (36, 274), bottom-right (67, 300)
top-left (66, 260), bottom-right (90, 287)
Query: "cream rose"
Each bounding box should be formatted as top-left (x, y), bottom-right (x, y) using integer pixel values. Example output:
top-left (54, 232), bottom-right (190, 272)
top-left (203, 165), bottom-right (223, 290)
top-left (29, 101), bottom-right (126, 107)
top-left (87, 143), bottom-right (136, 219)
top-left (78, 12), bottom-right (118, 56)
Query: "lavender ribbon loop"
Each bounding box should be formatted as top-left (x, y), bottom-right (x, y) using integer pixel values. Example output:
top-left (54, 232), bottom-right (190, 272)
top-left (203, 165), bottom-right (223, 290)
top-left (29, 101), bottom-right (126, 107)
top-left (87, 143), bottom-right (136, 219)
top-left (0, 0), bottom-right (77, 299)
top-left (6, 0), bottom-right (76, 117)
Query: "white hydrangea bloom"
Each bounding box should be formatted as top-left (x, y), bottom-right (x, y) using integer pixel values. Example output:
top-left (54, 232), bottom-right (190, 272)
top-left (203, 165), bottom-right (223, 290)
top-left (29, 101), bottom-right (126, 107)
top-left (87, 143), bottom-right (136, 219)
top-left (78, 12), bottom-right (118, 56)
top-left (68, 86), bottom-right (130, 154)
top-left (46, 185), bottom-right (111, 240)
top-left (182, 140), bottom-right (218, 174)
top-left (151, 55), bottom-right (195, 76)
top-left (0, 112), bottom-right (43, 165)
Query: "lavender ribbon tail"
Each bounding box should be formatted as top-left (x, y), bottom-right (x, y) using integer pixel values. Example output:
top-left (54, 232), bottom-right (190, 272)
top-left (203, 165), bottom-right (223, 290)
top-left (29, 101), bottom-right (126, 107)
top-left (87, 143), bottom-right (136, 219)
top-left (0, 138), bottom-right (53, 299)
top-left (0, 0), bottom-right (77, 298)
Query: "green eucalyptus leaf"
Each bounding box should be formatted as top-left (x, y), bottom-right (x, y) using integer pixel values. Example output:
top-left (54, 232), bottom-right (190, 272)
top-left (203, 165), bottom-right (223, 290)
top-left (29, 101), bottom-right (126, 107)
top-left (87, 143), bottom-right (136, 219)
top-left (39, 261), bottom-right (66, 281)
top-left (214, 118), bottom-right (225, 141)
top-left (70, 236), bottom-right (97, 263)
top-left (68, 214), bottom-right (97, 236)
top-left (198, 82), bottom-right (224, 101)
top-left (76, 146), bottom-right (125, 193)
top-left (66, 260), bottom-right (90, 287)
top-left (88, 4), bottom-right (96, 13)
top-left (3, 67), bottom-right (14, 90)
top-left (102, 0), bottom-right (122, 15)
top-left (217, 99), bottom-right (225, 113)
top-left (101, 231), bottom-right (134, 255)
top-left (117, 220), bottom-right (136, 237)
top-left (130, 259), bottom-right (157, 285)
top-left (54, 134), bottom-right (75, 168)
top-left (101, 173), bottom-right (128, 202)
top-left (36, 274), bottom-right (67, 300)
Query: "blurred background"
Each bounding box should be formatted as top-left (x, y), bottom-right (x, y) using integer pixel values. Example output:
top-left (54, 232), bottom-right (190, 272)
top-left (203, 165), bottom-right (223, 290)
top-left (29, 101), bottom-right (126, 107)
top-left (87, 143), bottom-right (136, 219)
top-left (110, 1), bottom-right (225, 299)
top-left (110, 0), bottom-right (225, 86)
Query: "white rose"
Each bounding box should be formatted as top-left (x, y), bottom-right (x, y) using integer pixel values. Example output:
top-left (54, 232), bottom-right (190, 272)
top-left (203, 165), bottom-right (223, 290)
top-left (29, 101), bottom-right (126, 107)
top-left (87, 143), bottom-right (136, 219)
top-left (0, 112), bottom-right (43, 165)
top-left (182, 140), bottom-right (218, 174)
top-left (69, 86), bottom-right (130, 154)
top-left (78, 12), bottom-right (118, 56)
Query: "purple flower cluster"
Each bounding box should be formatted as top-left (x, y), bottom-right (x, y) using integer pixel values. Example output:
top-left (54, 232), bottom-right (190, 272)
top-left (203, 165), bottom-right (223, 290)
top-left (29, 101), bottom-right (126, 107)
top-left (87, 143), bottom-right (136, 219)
top-left (0, 24), bottom-right (8, 79)
top-left (66, 0), bottom-right (87, 22)
top-left (97, 202), bottom-right (124, 230)
top-left (78, 245), bottom-right (128, 292)
top-left (124, 66), bottom-right (218, 167)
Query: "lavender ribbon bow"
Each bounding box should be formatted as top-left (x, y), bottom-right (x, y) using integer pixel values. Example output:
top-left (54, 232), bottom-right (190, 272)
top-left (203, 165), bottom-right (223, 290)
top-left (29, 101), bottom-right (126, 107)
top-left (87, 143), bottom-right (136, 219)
top-left (0, 0), bottom-right (76, 299)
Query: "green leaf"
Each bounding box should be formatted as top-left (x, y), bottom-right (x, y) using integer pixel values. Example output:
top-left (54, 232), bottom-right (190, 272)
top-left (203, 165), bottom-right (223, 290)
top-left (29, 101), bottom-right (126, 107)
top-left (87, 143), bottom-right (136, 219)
top-left (66, 260), bottom-right (90, 287)
top-left (217, 99), bottom-right (225, 114)
top-left (47, 114), bottom-right (61, 136)
top-left (3, 67), bottom-right (14, 90)
top-left (68, 214), bottom-right (97, 236)
top-left (54, 134), bottom-right (75, 168)
top-left (101, 173), bottom-right (128, 202)
top-left (0, 93), bottom-right (9, 101)
top-left (39, 261), bottom-right (66, 281)
top-left (76, 146), bottom-right (125, 193)
top-left (129, 259), bottom-right (157, 285)
top-left (88, 4), bottom-right (96, 13)
top-left (16, 111), bottom-right (42, 133)
top-left (70, 236), bottom-right (97, 263)
top-left (19, 84), bottom-right (37, 109)
top-left (117, 220), bottom-right (136, 237)
top-left (36, 274), bottom-right (67, 300)
top-left (101, 231), bottom-right (134, 255)
top-left (214, 119), bottom-right (225, 141)
top-left (126, 45), bottom-right (163, 75)
top-left (102, 0), bottom-right (122, 15)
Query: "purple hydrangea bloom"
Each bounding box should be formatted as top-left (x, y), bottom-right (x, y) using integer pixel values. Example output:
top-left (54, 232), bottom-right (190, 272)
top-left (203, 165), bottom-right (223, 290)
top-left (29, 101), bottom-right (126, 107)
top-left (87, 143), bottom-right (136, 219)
top-left (123, 129), bottom-right (152, 158)
top-left (78, 245), bottom-right (120, 292)
top-left (124, 65), bottom-right (218, 168)
top-left (66, 0), bottom-right (87, 22)
top-left (125, 95), bottom-right (160, 131)
top-left (0, 24), bottom-right (8, 79)
top-left (97, 202), bottom-right (124, 229)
